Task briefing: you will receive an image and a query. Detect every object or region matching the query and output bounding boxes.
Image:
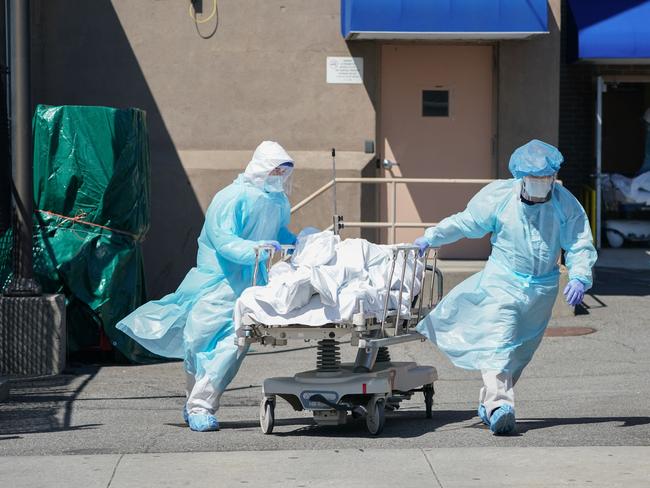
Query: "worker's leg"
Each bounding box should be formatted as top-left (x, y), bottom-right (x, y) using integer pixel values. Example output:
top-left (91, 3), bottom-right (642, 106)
top-left (478, 369), bottom-right (516, 435)
top-left (187, 333), bottom-right (248, 415)
top-left (185, 370), bottom-right (196, 400)
top-left (182, 369), bottom-right (196, 424)
top-left (479, 369), bottom-right (515, 419)
top-left (182, 282), bottom-right (248, 427)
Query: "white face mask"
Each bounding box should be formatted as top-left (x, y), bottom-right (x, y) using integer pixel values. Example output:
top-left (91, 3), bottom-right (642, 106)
top-left (523, 175), bottom-right (554, 201)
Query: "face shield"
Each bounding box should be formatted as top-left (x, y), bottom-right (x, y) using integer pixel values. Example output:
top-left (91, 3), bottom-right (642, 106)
top-left (264, 162), bottom-right (294, 195)
top-left (522, 175), bottom-right (555, 203)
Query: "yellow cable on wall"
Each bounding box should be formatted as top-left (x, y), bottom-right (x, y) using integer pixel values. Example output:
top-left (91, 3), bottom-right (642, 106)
top-left (189, 0), bottom-right (217, 24)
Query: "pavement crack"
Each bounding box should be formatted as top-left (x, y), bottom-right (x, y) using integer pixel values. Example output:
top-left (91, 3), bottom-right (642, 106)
top-left (107, 453), bottom-right (124, 488)
top-left (420, 449), bottom-right (444, 488)
top-left (581, 335), bottom-right (637, 353)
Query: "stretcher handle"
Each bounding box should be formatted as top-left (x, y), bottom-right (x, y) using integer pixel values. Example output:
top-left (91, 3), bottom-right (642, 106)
top-left (251, 244), bottom-right (295, 286)
top-left (380, 244), bottom-right (423, 336)
top-left (415, 248), bottom-right (440, 323)
top-left (433, 267), bottom-right (443, 304)
top-left (379, 248), bottom-right (398, 336)
top-left (415, 247), bottom-right (431, 323)
top-left (428, 259), bottom-right (443, 310)
top-left (408, 248), bottom-right (419, 317)
top-left (393, 247), bottom-right (410, 336)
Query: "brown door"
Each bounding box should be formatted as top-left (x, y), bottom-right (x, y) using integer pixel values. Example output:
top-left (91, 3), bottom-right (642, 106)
top-left (379, 44), bottom-right (495, 258)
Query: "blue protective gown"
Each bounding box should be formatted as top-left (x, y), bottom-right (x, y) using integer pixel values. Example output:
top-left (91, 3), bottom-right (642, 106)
top-left (416, 179), bottom-right (597, 380)
top-left (117, 166), bottom-right (294, 412)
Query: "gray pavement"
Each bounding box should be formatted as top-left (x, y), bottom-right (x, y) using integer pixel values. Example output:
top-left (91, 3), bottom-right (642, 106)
top-left (2, 447), bottom-right (650, 488)
top-left (0, 266), bottom-right (649, 486)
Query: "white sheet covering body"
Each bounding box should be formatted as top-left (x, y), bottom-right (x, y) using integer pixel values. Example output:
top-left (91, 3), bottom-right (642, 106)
top-left (234, 232), bottom-right (423, 336)
top-left (604, 171), bottom-right (650, 205)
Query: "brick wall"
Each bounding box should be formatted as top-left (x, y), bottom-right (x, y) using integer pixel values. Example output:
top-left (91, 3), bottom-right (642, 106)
top-left (559, 0), bottom-right (650, 195)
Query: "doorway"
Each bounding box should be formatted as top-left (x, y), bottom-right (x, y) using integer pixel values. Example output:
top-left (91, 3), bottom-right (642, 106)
top-left (379, 44), bottom-right (496, 258)
top-left (595, 77), bottom-right (650, 250)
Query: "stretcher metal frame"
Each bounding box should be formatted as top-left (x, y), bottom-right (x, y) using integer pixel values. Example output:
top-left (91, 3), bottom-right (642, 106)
top-left (238, 243), bottom-right (443, 435)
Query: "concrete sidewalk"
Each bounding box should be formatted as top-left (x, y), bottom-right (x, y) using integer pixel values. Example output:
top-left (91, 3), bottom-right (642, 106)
top-left (1, 266), bottom-right (649, 456)
top-left (2, 447), bottom-right (649, 488)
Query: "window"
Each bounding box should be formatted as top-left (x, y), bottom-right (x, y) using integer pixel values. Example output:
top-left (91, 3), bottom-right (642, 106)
top-left (422, 90), bottom-right (449, 117)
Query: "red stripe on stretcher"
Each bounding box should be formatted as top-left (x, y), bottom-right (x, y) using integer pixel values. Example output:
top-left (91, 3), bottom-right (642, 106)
top-left (362, 383), bottom-right (367, 394)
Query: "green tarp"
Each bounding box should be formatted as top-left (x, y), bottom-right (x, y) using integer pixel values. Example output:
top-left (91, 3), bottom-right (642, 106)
top-left (1, 104), bottom-right (159, 363)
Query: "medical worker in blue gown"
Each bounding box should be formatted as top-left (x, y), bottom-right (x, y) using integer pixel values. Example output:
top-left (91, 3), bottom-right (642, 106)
top-left (118, 141), bottom-right (299, 432)
top-left (414, 140), bottom-right (597, 435)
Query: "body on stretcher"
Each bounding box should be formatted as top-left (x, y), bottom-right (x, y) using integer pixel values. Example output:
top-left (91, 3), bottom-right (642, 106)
top-left (237, 242), bottom-right (443, 435)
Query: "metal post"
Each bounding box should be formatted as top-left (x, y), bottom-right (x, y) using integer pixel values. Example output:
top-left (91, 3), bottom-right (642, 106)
top-left (391, 180), bottom-right (396, 244)
top-left (4, 0), bottom-right (41, 296)
top-left (331, 147), bottom-right (342, 235)
top-left (595, 76), bottom-right (604, 249)
top-left (0, 1), bottom-right (11, 233)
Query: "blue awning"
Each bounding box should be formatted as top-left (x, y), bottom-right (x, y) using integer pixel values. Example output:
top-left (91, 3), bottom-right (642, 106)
top-left (568, 0), bottom-right (650, 62)
top-left (341, 0), bottom-right (548, 40)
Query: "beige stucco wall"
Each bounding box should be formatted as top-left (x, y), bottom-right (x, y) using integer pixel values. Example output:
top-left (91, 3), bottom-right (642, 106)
top-left (28, 0), bottom-right (562, 296)
top-left (496, 0), bottom-right (562, 177)
top-left (31, 0), bottom-right (379, 296)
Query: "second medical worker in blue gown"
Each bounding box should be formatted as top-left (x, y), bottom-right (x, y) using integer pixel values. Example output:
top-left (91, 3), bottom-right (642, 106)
top-left (414, 140), bottom-right (597, 435)
top-left (118, 141), bottom-right (300, 432)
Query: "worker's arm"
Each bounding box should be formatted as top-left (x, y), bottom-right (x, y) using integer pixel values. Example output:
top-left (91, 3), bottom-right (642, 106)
top-left (277, 226), bottom-right (297, 245)
top-left (423, 180), bottom-right (511, 248)
top-left (558, 189), bottom-right (597, 290)
top-left (204, 196), bottom-right (267, 266)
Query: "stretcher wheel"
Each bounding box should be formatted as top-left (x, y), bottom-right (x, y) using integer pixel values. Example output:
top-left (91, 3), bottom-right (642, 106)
top-left (260, 396), bottom-right (275, 434)
top-left (423, 383), bottom-right (434, 419)
top-left (366, 396), bottom-right (385, 435)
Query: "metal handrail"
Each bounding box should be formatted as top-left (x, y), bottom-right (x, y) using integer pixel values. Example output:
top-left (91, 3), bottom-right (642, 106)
top-left (335, 177), bottom-right (495, 184)
top-left (291, 176), bottom-right (494, 243)
top-left (291, 180), bottom-right (335, 213)
top-left (338, 221), bottom-right (438, 228)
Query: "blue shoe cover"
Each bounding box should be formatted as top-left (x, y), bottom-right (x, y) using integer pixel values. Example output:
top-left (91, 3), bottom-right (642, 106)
top-left (477, 404), bottom-right (489, 426)
top-left (188, 413), bottom-right (219, 432)
top-left (182, 407), bottom-right (189, 425)
top-left (489, 405), bottom-right (516, 435)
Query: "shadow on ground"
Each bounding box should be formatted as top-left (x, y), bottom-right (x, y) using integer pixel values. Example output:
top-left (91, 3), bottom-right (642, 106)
top-left (0, 366), bottom-right (101, 437)
top-left (591, 268), bottom-right (650, 297)
top-left (517, 416), bottom-right (650, 433)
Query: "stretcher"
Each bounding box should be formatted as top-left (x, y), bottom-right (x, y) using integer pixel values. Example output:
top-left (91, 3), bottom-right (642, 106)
top-left (237, 243), bottom-right (443, 435)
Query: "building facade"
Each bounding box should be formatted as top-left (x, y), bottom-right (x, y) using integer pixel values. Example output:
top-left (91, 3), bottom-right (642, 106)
top-left (16, 0), bottom-right (648, 297)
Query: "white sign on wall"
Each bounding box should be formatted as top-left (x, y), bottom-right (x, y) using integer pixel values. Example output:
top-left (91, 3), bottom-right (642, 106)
top-left (326, 56), bottom-right (364, 84)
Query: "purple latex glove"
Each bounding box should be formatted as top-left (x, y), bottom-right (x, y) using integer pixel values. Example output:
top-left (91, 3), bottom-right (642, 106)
top-left (563, 279), bottom-right (585, 306)
top-left (413, 236), bottom-right (430, 256)
top-left (265, 240), bottom-right (282, 253)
